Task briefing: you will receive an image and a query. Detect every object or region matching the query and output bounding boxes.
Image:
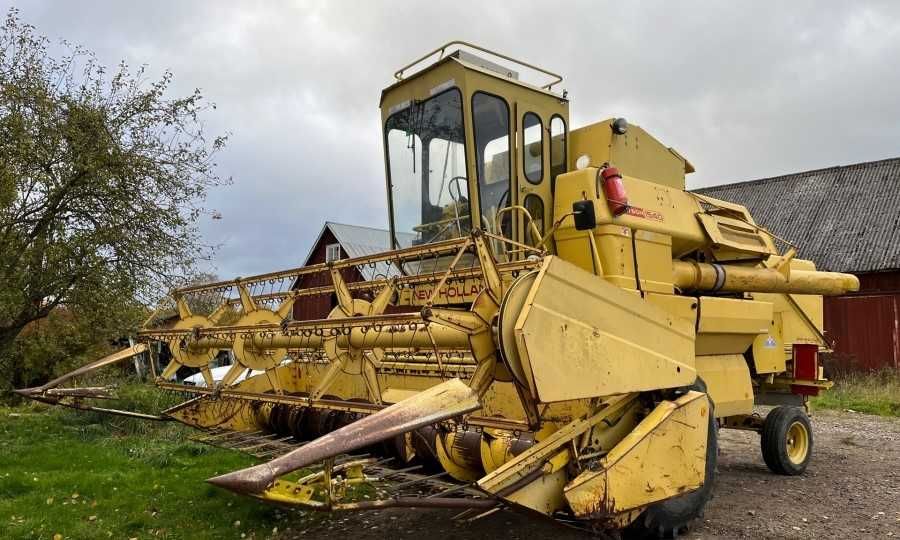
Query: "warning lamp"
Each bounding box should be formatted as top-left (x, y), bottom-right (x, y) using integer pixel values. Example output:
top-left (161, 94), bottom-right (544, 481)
top-left (791, 343), bottom-right (821, 396)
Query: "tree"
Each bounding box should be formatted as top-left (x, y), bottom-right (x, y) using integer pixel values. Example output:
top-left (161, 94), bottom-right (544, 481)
top-left (0, 9), bottom-right (228, 386)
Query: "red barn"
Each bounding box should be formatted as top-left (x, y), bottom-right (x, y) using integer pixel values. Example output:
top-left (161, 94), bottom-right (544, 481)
top-left (291, 222), bottom-right (414, 321)
top-left (696, 158), bottom-right (900, 371)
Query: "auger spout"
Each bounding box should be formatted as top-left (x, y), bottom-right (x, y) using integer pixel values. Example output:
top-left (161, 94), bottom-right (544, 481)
top-left (206, 377), bottom-right (481, 495)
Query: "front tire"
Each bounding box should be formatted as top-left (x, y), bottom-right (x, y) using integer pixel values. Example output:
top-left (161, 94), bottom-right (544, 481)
top-left (761, 406), bottom-right (812, 475)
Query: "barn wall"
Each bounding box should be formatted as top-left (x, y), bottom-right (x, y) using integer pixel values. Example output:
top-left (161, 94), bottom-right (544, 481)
top-left (824, 270), bottom-right (900, 371)
top-left (856, 271), bottom-right (900, 293)
top-left (292, 228), bottom-right (365, 321)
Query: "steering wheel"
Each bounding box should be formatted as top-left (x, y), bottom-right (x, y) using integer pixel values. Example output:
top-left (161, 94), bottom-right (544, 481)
top-left (497, 188), bottom-right (510, 210)
top-left (448, 176), bottom-right (467, 203)
top-left (494, 188), bottom-right (513, 239)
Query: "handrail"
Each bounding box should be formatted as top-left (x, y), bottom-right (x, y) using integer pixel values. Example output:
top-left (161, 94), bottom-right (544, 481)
top-left (393, 40), bottom-right (563, 91)
top-left (493, 205), bottom-right (545, 250)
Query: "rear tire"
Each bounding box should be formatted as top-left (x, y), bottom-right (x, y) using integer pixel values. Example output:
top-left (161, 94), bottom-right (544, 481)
top-left (626, 382), bottom-right (717, 539)
top-left (760, 406), bottom-right (812, 475)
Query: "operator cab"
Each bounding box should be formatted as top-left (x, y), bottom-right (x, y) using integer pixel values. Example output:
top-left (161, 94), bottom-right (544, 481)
top-left (380, 42), bottom-right (570, 251)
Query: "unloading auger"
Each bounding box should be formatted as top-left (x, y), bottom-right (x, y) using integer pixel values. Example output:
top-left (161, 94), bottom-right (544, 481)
top-left (19, 41), bottom-right (861, 536)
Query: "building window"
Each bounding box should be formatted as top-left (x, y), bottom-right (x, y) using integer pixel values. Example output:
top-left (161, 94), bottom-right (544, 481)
top-left (522, 112), bottom-right (543, 184)
top-left (325, 243), bottom-right (342, 263)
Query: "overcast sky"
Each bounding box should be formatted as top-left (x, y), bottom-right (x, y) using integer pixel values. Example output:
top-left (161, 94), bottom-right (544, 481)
top-left (9, 1), bottom-right (900, 279)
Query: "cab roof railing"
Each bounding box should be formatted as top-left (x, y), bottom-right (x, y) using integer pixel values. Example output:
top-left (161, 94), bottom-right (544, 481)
top-left (393, 40), bottom-right (563, 91)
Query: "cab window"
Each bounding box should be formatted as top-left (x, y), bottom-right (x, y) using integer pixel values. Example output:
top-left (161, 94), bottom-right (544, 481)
top-left (472, 92), bottom-right (511, 236)
top-left (522, 112), bottom-right (543, 184)
top-left (523, 194), bottom-right (544, 246)
top-left (384, 89), bottom-right (469, 246)
top-left (549, 115), bottom-right (567, 190)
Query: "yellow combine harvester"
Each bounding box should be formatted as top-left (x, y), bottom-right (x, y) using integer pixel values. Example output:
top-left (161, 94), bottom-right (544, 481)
top-left (19, 42), bottom-right (859, 537)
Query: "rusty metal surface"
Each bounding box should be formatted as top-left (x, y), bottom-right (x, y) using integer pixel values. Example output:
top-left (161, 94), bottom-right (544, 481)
top-left (207, 378), bottom-right (481, 494)
top-left (15, 344), bottom-right (148, 396)
top-left (12, 344), bottom-right (167, 420)
top-left (195, 427), bottom-right (471, 494)
top-left (21, 392), bottom-right (170, 421)
top-left (156, 382), bottom-right (533, 432)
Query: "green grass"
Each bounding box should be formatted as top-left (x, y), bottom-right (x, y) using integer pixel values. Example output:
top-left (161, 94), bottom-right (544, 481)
top-left (0, 400), bottom-right (294, 540)
top-left (811, 369), bottom-right (900, 417)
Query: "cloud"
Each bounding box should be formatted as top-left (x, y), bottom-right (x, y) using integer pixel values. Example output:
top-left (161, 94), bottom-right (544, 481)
top-left (10, 0), bottom-right (900, 278)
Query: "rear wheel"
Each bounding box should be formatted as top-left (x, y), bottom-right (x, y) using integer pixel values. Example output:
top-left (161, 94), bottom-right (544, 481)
top-left (626, 383), bottom-right (717, 539)
top-left (761, 406), bottom-right (812, 475)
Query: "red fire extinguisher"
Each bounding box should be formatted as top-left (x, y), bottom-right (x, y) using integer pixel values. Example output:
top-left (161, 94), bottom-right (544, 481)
top-left (600, 166), bottom-right (629, 216)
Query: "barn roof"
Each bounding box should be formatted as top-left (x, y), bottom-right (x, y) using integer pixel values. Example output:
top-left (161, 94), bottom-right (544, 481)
top-left (302, 222), bottom-right (415, 267)
top-left (299, 222), bottom-right (417, 283)
top-left (694, 157), bottom-right (900, 273)
top-left (326, 222), bottom-right (416, 260)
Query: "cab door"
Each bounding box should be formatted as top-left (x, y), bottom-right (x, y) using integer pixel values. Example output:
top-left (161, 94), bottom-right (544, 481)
top-left (515, 102), bottom-right (550, 250)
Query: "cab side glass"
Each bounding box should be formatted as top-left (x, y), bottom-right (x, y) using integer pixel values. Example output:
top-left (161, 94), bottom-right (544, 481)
top-left (523, 112), bottom-right (543, 184)
top-left (549, 115), bottom-right (567, 191)
top-left (473, 92), bottom-right (511, 236)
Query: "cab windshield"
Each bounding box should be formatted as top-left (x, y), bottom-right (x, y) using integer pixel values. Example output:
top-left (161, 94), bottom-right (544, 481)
top-left (385, 89), bottom-right (470, 247)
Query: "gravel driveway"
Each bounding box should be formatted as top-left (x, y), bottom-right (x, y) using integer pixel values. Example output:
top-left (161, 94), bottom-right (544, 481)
top-left (276, 409), bottom-right (900, 539)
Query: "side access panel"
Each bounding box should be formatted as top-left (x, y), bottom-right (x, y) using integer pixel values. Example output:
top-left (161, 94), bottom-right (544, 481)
top-left (512, 256), bottom-right (696, 403)
top-left (695, 296), bottom-right (773, 356)
top-left (695, 354), bottom-right (754, 417)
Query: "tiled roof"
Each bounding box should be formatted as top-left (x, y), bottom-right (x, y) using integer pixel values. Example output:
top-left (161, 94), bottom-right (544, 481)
top-left (694, 158), bottom-right (900, 273)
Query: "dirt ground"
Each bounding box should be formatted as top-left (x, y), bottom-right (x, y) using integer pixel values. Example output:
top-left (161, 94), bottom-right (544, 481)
top-left (276, 409), bottom-right (900, 539)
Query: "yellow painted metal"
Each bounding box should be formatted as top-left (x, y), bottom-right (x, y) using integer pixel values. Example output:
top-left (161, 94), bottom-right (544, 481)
top-left (752, 260), bottom-right (828, 348)
top-left (696, 212), bottom-right (776, 258)
top-left (694, 355), bottom-right (754, 417)
top-left (643, 292), bottom-right (698, 322)
top-left (478, 394), bottom-right (639, 511)
top-left (553, 168), bottom-right (710, 265)
top-left (503, 469), bottom-right (570, 515)
top-left (511, 256), bottom-right (695, 402)
top-left (248, 458), bottom-right (373, 509)
top-left (695, 296), bottom-right (773, 356)
top-left (164, 312), bottom-right (216, 371)
top-left (379, 50), bottom-right (569, 240)
top-left (786, 421), bottom-right (811, 465)
top-left (479, 429), bottom-right (518, 473)
top-left (690, 192), bottom-right (781, 262)
top-left (563, 391), bottom-right (709, 520)
top-left (751, 311), bottom-right (787, 374)
top-left (568, 120), bottom-right (693, 189)
top-left (672, 260), bottom-right (859, 296)
top-left (436, 430), bottom-right (484, 481)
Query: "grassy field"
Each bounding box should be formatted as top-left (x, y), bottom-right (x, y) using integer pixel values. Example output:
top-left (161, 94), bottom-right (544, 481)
top-left (0, 396), bottom-right (292, 540)
top-left (811, 369), bottom-right (900, 417)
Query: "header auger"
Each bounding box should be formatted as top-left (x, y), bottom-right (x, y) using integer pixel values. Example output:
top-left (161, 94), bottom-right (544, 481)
top-left (19, 42), bottom-right (859, 537)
